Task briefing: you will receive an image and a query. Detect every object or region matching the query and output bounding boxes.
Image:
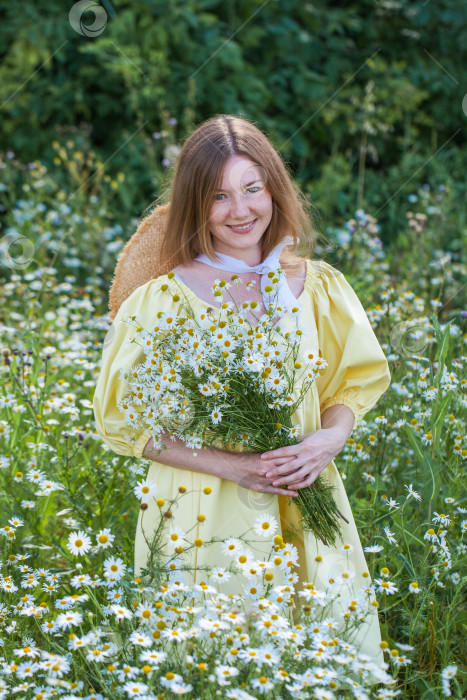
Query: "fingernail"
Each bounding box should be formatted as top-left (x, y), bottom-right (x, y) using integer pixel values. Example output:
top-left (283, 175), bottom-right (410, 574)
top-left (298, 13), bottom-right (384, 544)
top-left (265, 473), bottom-right (272, 478)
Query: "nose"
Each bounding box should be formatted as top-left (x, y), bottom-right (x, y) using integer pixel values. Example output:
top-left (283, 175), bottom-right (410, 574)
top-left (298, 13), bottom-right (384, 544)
top-left (229, 191), bottom-right (251, 219)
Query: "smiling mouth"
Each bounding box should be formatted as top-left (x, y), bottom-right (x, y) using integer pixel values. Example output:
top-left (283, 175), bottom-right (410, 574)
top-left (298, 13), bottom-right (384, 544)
top-left (226, 219), bottom-right (257, 230)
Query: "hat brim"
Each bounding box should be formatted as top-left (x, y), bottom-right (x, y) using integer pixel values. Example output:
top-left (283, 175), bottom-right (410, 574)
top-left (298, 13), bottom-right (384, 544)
top-left (108, 203), bottom-right (171, 320)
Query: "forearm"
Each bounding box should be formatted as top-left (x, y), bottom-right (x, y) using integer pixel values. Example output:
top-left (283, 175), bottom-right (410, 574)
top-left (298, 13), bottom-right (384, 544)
top-left (320, 403), bottom-right (355, 445)
top-left (142, 433), bottom-right (233, 480)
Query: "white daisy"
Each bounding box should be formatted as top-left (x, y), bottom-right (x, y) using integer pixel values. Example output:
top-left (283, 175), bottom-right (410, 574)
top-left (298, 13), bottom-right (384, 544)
top-left (123, 682), bottom-right (149, 696)
top-left (221, 537), bottom-right (244, 557)
top-left (95, 528), bottom-right (115, 549)
top-left (432, 512), bottom-right (451, 526)
top-left (404, 483), bottom-right (422, 501)
top-left (103, 556), bottom-right (126, 580)
top-left (364, 544), bottom-right (384, 553)
top-left (110, 605), bottom-right (133, 620)
top-left (128, 630), bottom-right (153, 647)
top-left (133, 479), bottom-right (157, 502)
top-left (55, 611), bottom-right (83, 629)
top-left (253, 514), bottom-right (278, 538)
top-left (67, 530), bottom-right (92, 556)
top-left (384, 526), bottom-right (398, 544)
top-left (374, 578), bottom-right (398, 595)
top-left (210, 406), bottom-right (223, 425)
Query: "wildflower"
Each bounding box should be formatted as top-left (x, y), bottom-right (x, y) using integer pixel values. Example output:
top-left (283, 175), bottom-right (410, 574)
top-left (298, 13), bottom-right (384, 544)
top-left (444, 497), bottom-right (455, 504)
top-left (364, 544), bottom-right (384, 553)
top-left (209, 567), bottom-right (232, 583)
top-left (166, 525), bottom-right (187, 544)
top-left (55, 611), bottom-right (83, 629)
top-left (116, 665), bottom-right (139, 682)
top-left (384, 526), bottom-right (398, 544)
top-left (139, 649), bottom-right (167, 667)
top-left (441, 665), bottom-right (458, 697)
top-left (41, 653), bottom-right (71, 678)
top-left (16, 661), bottom-right (39, 679)
top-left (404, 483), bottom-right (422, 501)
top-left (95, 528), bottom-right (115, 549)
top-left (110, 604), bottom-right (133, 620)
top-left (133, 479), bottom-right (157, 502)
top-left (408, 582), bottom-right (420, 594)
top-left (253, 514), bottom-right (278, 538)
top-left (384, 497), bottom-right (399, 510)
top-left (134, 600), bottom-right (158, 624)
top-left (160, 671), bottom-right (193, 693)
top-left (67, 530), bottom-right (92, 556)
top-left (392, 654), bottom-right (412, 667)
top-left (421, 431), bottom-right (433, 445)
top-left (128, 630), bottom-right (153, 647)
top-left (432, 512), bottom-right (451, 526)
top-left (123, 682), bottom-right (149, 696)
top-left (251, 675), bottom-right (275, 693)
top-left (103, 556), bottom-right (126, 580)
top-left (210, 406), bottom-right (223, 425)
top-left (374, 578), bottom-right (398, 595)
top-left (215, 665), bottom-right (240, 686)
top-left (221, 538), bottom-right (244, 556)
top-left (424, 528), bottom-right (439, 543)
top-left (423, 386), bottom-right (438, 400)
top-left (41, 619), bottom-right (59, 635)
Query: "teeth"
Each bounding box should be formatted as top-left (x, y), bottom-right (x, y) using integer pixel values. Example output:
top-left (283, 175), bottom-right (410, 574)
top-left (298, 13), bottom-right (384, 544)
top-left (230, 220), bottom-right (255, 230)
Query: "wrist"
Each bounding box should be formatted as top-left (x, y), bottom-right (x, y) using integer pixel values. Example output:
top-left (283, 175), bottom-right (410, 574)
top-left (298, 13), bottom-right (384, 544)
top-left (323, 425), bottom-right (350, 450)
top-left (142, 436), bottom-right (155, 459)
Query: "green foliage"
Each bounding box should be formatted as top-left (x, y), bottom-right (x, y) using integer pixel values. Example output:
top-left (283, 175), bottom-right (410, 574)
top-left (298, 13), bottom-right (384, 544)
top-left (0, 149), bottom-right (466, 696)
top-left (0, 0), bottom-right (465, 238)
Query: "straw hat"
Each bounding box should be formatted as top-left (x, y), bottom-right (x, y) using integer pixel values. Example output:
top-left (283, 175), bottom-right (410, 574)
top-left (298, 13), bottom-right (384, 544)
top-left (108, 203), bottom-right (173, 321)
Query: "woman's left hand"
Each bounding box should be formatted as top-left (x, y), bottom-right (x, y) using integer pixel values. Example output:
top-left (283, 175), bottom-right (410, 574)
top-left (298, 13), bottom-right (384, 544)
top-left (260, 428), bottom-right (347, 490)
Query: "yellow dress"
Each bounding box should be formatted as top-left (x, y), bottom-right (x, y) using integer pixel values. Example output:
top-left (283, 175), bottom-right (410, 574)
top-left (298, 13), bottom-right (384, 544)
top-left (93, 259), bottom-right (391, 666)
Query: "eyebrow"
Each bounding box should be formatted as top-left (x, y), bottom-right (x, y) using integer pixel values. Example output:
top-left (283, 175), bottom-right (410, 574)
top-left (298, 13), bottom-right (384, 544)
top-left (216, 179), bottom-right (262, 192)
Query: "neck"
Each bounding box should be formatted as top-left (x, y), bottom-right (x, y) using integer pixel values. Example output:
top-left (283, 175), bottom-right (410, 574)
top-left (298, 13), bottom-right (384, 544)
top-left (212, 246), bottom-right (263, 267)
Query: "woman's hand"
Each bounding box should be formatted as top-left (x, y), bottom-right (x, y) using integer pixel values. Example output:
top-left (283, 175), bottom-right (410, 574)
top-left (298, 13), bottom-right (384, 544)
top-left (259, 427), bottom-right (348, 490)
top-left (229, 451), bottom-right (300, 497)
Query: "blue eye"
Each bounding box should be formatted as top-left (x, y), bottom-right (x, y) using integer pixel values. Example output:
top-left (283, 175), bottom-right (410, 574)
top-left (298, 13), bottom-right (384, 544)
top-left (214, 186), bottom-right (262, 201)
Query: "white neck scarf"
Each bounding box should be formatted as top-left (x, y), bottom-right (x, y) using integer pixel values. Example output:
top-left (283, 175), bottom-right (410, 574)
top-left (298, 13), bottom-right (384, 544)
top-left (194, 235), bottom-right (302, 319)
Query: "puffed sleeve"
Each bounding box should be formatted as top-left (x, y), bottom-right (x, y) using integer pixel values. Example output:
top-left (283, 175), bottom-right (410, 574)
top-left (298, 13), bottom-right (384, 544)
top-left (92, 278), bottom-right (177, 458)
top-left (311, 260), bottom-right (391, 424)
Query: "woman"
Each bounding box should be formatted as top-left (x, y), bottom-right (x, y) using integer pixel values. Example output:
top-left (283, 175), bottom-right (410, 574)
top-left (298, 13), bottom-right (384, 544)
top-left (93, 114), bottom-right (391, 666)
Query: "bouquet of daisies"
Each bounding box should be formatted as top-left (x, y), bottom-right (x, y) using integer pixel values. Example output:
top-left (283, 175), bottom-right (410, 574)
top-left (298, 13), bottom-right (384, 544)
top-left (117, 269), bottom-right (348, 547)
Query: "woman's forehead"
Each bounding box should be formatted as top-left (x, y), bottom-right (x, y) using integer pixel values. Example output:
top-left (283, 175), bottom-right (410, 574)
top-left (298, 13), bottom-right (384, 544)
top-left (218, 157), bottom-right (266, 191)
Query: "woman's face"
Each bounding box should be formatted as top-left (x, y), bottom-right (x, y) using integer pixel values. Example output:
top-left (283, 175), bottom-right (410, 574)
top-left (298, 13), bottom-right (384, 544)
top-left (208, 154), bottom-right (273, 266)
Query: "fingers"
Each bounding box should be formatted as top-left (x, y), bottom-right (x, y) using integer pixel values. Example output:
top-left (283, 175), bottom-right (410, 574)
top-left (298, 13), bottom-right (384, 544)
top-left (272, 467), bottom-right (309, 487)
top-left (258, 481), bottom-right (298, 497)
top-left (286, 474), bottom-right (318, 489)
top-left (264, 457), bottom-right (300, 479)
top-left (261, 447), bottom-right (298, 461)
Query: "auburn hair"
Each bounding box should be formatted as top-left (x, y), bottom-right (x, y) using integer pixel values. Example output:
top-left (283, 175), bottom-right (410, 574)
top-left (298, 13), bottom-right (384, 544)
top-left (149, 114), bottom-right (319, 276)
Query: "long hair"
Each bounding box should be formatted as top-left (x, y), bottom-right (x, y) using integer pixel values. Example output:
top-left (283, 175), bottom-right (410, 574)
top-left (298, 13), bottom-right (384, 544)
top-left (151, 114), bottom-right (319, 276)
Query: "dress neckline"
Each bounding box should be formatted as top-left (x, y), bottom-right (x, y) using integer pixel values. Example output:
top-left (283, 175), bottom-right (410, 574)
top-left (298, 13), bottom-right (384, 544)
top-left (163, 259), bottom-right (313, 326)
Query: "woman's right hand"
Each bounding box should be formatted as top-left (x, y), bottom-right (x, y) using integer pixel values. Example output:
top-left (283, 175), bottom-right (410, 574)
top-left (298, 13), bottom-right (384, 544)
top-left (226, 451), bottom-right (299, 497)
